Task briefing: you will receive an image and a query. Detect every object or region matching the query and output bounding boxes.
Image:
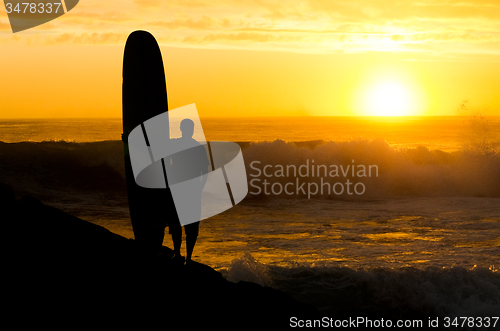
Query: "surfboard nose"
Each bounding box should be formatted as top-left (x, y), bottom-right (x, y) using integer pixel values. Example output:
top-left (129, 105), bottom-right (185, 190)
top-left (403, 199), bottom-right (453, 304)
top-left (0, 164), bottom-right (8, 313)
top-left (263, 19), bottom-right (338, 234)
top-left (125, 30), bottom-right (155, 46)
top-left (123, 30), bottom-right (167, 124)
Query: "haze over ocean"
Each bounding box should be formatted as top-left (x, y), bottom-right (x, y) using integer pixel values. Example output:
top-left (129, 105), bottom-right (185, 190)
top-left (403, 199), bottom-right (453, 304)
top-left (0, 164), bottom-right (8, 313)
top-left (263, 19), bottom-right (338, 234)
top-left (1, 116), bottom-right (499, 152)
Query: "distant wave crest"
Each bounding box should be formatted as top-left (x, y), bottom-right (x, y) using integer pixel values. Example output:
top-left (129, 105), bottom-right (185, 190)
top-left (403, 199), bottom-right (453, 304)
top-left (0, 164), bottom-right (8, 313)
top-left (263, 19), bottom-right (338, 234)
top-left (243, 139), bottom-right (500, 199)
top-left (0, 140), bottom-right (126, 196)
top-left (1, 139), bottom-right (499, 199)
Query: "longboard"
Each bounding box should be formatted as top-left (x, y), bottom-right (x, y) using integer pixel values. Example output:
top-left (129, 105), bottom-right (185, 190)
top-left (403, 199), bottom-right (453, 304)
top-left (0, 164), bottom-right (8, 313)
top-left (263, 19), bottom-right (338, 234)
top-left (122, 30), bottom-right (177, 252)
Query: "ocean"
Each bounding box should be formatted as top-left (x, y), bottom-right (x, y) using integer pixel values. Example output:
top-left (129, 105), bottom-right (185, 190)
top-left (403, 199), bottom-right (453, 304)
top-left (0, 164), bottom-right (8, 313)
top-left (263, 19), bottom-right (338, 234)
top-left (1, 116), bottom-right (499, 326)
top-left (1, 115), bottom-right (499, 151)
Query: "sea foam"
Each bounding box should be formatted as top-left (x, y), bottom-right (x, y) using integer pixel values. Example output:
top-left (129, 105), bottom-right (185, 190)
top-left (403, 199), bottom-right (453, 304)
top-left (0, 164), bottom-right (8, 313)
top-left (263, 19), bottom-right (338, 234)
top-left (224, 252), bottom-right (500, 323)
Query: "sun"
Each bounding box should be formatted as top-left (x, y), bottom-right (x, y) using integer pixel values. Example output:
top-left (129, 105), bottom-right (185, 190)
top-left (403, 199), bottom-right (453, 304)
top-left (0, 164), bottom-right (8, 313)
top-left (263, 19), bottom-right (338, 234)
top-left (365, 81), bottom-right (415, 116)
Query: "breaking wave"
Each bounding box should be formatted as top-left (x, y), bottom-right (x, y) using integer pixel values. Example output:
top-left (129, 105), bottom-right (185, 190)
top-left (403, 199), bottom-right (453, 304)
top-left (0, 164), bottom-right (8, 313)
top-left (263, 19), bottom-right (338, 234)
top-left (243, 139), bottom-right (500, 199)
top-left (1, 139), bottom-right (499, 200)
top-left (224, 253), bottom-right (500, 326)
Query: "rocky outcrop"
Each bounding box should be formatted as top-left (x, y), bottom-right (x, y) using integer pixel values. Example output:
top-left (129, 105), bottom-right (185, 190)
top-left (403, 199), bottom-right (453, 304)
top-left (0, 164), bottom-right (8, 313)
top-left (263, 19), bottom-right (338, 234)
top-left (1, 183), bottom-right (319, 329)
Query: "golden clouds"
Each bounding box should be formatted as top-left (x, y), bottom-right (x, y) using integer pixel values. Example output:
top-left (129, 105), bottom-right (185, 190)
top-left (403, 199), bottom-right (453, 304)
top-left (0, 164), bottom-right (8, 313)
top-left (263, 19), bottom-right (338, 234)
top-left (0, 0), bottom-right (499, 55)
top-left (133, 0), bottom-right (209, 8)
top-left (300, 0), bottom-right (500, 21)
top-left (43, 32), bottom-right (126, 45)
top-left (133, 0), bottom-right (161, 8)
top-left (138, 0), bottom-right (500, 56)
top-left (62, 11), bottom-right (132, 23)
top-left (147, 16), bottom-right (225, 30)
top-left (1, 0), bottom-right (499, 119)
top-left (0, 20), bottom-right (11, 31)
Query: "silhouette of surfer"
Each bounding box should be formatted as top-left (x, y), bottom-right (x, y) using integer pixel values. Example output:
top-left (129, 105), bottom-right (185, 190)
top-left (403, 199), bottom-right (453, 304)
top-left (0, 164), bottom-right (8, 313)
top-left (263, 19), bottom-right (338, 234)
top-left (168, 119), bottom-right (210, 264)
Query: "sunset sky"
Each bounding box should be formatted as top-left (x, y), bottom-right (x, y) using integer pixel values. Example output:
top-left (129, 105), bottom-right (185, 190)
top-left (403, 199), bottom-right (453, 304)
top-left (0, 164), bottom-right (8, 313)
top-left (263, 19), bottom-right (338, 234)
top-left (1, 0), bottom-right (500, 118)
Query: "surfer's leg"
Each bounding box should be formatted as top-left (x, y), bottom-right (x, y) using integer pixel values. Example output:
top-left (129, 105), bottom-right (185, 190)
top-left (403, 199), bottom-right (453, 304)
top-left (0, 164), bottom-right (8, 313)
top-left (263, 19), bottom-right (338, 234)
top-left (185, 222), bottom-right (200, 262)
top-left (153, 223), bottom-right (166, 253)
top-left (169, 222), bottom-right (182, 258)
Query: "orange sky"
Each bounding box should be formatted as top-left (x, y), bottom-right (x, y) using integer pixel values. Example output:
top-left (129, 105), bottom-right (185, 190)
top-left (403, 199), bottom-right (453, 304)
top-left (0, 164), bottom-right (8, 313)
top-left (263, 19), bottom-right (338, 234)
top-left (1, 0), bottom-right (500, 118)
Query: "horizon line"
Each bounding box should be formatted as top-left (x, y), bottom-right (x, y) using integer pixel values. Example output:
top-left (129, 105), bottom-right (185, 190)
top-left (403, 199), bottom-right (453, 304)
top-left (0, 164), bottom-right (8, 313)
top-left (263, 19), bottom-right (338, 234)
top-left (2, 114), bottom-right (498, 120)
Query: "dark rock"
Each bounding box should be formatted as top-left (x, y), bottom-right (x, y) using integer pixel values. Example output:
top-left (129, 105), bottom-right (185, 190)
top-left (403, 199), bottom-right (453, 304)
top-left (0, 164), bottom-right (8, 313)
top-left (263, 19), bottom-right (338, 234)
top-left (2, 185), bottom-right (320, 329)
top-left (0, 182), bottom-right (17, 217)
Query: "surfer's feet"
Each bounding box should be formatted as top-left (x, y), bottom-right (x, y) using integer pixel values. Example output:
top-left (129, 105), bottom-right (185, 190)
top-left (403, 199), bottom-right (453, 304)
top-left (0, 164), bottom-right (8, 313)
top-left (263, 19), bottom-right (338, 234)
top-left (171, 253), bottom-right (185, 265)
top-left (159, 249), bottom-right (174, 262)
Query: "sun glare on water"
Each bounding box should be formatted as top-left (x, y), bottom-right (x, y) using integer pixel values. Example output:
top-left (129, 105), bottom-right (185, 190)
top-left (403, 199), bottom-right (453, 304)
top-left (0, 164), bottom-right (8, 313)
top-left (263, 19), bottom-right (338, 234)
top-left (365, 81), bottom-right (416, 116)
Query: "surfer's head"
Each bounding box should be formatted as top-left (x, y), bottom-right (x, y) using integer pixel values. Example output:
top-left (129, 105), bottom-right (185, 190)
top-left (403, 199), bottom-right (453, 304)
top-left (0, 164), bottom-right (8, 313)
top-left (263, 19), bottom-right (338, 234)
top-left (180, 118), bottom-right (195, 138)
